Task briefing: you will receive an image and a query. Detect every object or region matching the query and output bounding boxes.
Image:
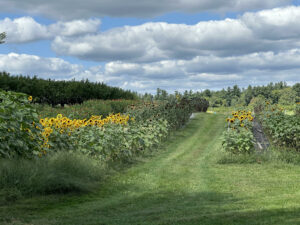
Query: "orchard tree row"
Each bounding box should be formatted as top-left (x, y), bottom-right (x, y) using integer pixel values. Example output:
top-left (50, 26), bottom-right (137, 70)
top-left (0, 72), bottom-right (137, 106)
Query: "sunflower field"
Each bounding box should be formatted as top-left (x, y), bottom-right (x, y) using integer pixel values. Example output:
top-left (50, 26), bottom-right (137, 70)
top-left (0, 89), bottom-right (207, 161)
top-left (259, 103), bottom-right (300, 150)
top-left (222, 110), bottom-right (255, 154)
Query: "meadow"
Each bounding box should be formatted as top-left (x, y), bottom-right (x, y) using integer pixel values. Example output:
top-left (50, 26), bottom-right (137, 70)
top-left (0, 87), bottom-right (299, 225)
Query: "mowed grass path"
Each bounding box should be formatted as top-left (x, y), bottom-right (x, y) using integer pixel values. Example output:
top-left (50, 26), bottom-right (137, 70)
top-left (1, 113), bottom-right (300, 225)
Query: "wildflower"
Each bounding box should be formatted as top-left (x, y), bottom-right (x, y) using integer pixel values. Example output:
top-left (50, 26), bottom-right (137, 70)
top-left (28, 96), bottom-right (33, 102)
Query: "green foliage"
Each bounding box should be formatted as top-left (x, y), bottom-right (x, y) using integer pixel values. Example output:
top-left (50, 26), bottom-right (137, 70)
top-left (0, 152), bottom-right (104, 199)
top-left (248, 95), bottom-right (266, 114)
top-left (0, 89), bottom-right (196, 162)
top-left (68, 119), bottom-right (169, 161)
top-left (128, 99), bottom-right (191, 130)
top-left (57, 96), bottom-right (206, 161)
top-left (189, 96), bottom-right (209, 112)
top-left (278, 87), bottom-right (297, 105)
top-left (0, 72), bottom-right (137, 106)
top-left (2, 114), bottom-right (300, 225)
top-left (36, 99), bottom-right (137, 119)
top-left (222, 129), bottom-right (255, 154)
top-left (0, 90), bottom-right (42, 158)
top-left (296, 103), bottom-right (300, 116)
top-left (199, 82), bottom-right (299, 108)
top-left (260, 105), bottom-right (300, 150)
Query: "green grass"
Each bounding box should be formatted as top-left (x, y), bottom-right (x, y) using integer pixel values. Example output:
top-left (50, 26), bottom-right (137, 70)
top-left (1, 113), bottom-right (300, 225)
top-left (0, 152), bottom-right (105, 199)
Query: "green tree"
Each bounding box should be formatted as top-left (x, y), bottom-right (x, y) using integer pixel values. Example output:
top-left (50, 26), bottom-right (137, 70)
top-left (278, 87), bottom-right (297, 105)
top-left (0, 32), bottom-right (6, 44)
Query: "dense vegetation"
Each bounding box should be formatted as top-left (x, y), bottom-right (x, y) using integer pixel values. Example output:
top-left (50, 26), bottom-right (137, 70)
top-left (142, 82), bottom-right (299, 108)
top-left (36, 99), bottom-right (138, 119)
top-left (259, 103), bottom-right (300, 150)
top-left (1, 114), bottom-right (300, 225)
top-left (205, 82), bottom-right (300, 107)
top-left (0, 89), bottom-right (208, 200)
top-left (0, 79), bottom-right (299, 225)
top-left (0, 72), bottom-right (137, 106)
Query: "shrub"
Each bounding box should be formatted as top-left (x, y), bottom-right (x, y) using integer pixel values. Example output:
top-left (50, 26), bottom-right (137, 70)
top-left (190, 96), bottom-right (209, 112)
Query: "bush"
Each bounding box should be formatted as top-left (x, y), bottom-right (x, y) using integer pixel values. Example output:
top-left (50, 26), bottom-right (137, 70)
top-left (190, 96), bottom-right (209, 112)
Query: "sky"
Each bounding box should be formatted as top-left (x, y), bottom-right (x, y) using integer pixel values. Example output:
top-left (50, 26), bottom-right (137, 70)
top-left (1, 0), bottom-right (300, 93)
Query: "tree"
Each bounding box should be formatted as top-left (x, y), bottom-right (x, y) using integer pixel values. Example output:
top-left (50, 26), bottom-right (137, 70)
top-left (293, 83), bottom-right (300, 98)
top-left (278, 87), bottom-right (297, 105)
top-left (232, 85), bottom-right (241, 98)
top-left (0, 32), bottom-right (6, 44)
top-left (203, 89), bottom-right (211, 97)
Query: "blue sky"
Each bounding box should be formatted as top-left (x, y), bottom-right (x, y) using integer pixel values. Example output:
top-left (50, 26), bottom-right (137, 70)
top-left (0, 0), bottom-right (300, 93)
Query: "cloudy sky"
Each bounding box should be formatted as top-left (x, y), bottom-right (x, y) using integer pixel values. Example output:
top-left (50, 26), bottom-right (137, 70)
top-left (1, 0), bottom-right (300, 93)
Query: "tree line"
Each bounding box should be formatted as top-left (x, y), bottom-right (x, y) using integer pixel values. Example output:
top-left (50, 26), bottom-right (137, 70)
top-left (141, 82), bottom-right (300, 107)
top-left (205, 82), bottom-right (300, 107)
top-left (0, 72), bottom-right (137, 106)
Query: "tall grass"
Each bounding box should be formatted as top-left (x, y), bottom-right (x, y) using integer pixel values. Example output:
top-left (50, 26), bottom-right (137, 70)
top-left (0, 152), bottom-right (105, 203)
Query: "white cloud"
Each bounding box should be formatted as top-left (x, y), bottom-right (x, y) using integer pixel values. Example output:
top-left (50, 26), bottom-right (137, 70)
top-left (0, 0), bottom-right (291, 20)
top-left (242, 6), bottom-right (300, 39)
top-left (1, 6), bottom-right (300, 93)
top-left (48, 19), bottom-right (101, 37)
top-left (51, 6), bottom-right (300, 62)
top-left (0, 17), bottom-right (49, 43)
top-left (0, 52), bottom-right (299, 93)
top-left (0, 53), bottom-right (82, 78)
top-left (0, 17), bottom-right (100, 43)
top-left (51, 20), bottom-right (253, 62)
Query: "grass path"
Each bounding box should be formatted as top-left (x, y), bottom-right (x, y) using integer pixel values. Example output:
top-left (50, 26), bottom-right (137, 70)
top-left (1, 113), bottom-right (300, 225)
